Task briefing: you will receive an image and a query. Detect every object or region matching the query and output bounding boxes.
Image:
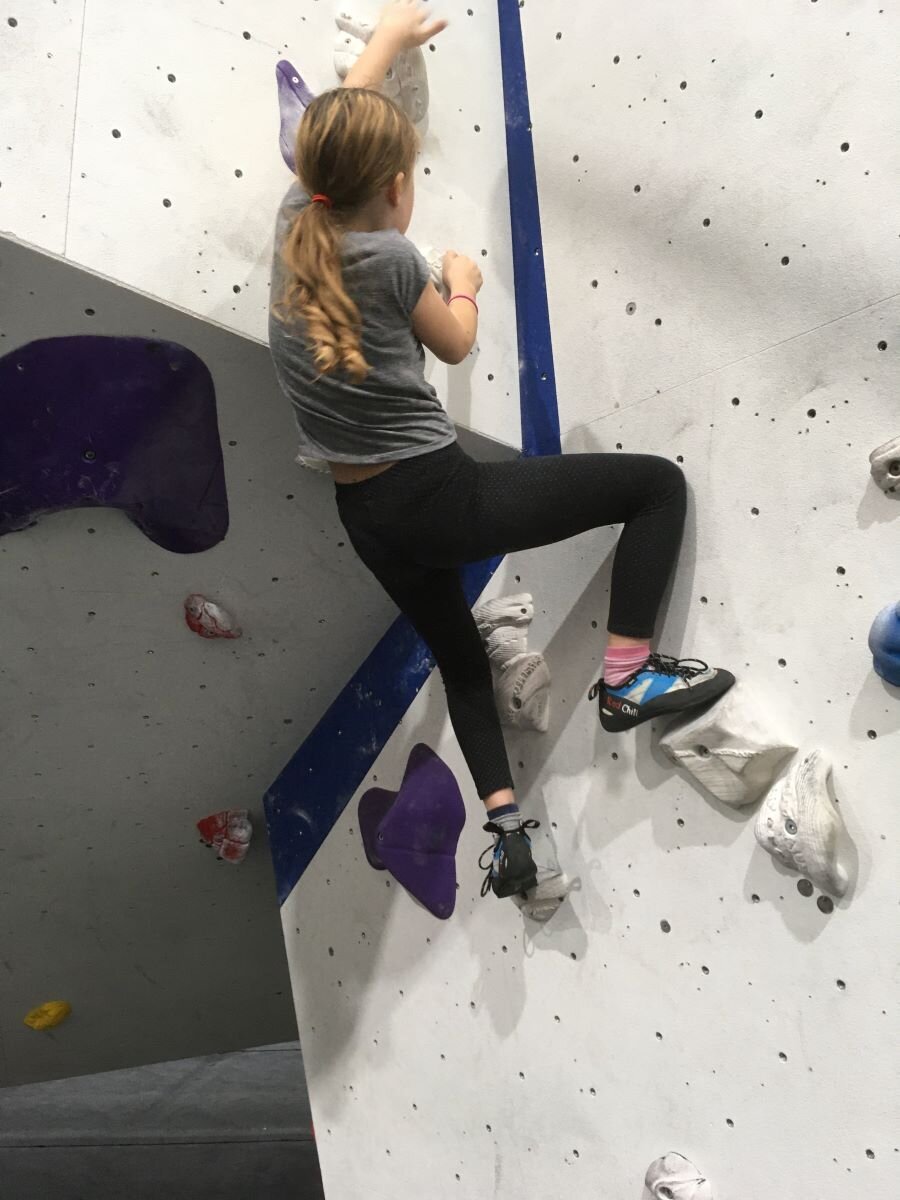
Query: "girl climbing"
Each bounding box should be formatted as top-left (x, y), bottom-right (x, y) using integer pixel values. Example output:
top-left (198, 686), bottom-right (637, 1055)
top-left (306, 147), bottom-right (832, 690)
top-left (268, 1), bottom-right (734, 901)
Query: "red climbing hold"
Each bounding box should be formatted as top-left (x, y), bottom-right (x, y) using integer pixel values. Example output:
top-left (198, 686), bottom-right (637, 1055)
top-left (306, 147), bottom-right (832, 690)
top-left (197, 809), bottom-right (253, 863)
top-left (184, 593), bottom-right (241, 639)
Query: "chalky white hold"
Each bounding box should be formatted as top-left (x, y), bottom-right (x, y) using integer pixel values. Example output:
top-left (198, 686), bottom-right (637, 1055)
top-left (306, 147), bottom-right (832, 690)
top-left (472, 593), bottom-right (551, 732)
top-left (869, 434), bottom-right (900, 494)
top-left (474, 594), bottom-right (533, 665)
top-left (294, 451), bottom-right (331, 475)
top-left (644, 1152), bottom-right (714, 1199)
top-left (513, 863), bottom-right (572, 924)
top-left (659, 683), bottom-right (797, 808)
top-left (417, 243), bottom-right (448, 298)
top-left (494, 652), bottom-right (552, 733)
top-left (754, 749), bottom-right (852, 897)
top-left (334, 11), bottom-right (429, 123)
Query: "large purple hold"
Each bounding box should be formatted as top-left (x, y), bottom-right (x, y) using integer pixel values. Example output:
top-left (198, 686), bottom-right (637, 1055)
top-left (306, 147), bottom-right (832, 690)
top-left (357, 787), bottom-right (396, 871)
top-left (358, 744), bottom-right (466, 920)
top-left (0, 336), bottom-right (228, 554)
top-left (276, 60), bottom-right (316, 174)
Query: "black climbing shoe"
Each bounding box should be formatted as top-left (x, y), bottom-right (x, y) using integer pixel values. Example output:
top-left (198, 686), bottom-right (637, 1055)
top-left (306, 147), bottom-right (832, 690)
top-left (479, 818), bottom-right (540, 899)
top-left (589, 653), bottom-right (735, 733)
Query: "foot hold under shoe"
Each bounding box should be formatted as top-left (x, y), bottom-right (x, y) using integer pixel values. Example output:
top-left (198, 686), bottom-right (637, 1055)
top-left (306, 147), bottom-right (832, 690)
top-left (480, 818), bottom-right (539, 899)
top-left (589, 653), bottom-right (735, 733)
top-left (512, 867), bottom-right (572, 923)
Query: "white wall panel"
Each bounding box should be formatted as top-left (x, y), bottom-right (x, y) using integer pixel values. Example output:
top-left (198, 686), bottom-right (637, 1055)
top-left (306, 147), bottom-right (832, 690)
top-left (0, 1), bottom-right (521, 445)
top-left (0, 1), bottom-right (84, 251)
top-left (521, 0), bottom-right (899, 439)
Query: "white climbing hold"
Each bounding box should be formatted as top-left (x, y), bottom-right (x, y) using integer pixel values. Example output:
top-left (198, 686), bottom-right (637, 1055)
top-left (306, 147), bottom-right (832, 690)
top-left (294, 451), bottom-right (331, 475)
top-left (869, 434), bottom-right (900, 495)
top-left (474, 593), bottom-right (534, 662)
top-left (644, 1152), bottom-right (714, 1199)
top-left (754, 748), bottom-right (852, 898)
top-left (494, 653), bottom-right (551, 733)
top-left (416, 243), bottom-right (448, 298)
top-left (659, 682), bottom-right (796, 808)
top-left (472, 593), bottom-right (551, 732)
top-left (334, 11), bottom-right (430, 123)
top-left (512, 866), bottom-right (572, 924)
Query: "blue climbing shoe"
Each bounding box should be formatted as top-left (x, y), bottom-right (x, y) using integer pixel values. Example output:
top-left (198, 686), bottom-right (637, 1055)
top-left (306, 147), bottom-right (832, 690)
top-left (479, 818), bottom-right (539, 899)
top-left (589, 653), bottom-right (735, 733)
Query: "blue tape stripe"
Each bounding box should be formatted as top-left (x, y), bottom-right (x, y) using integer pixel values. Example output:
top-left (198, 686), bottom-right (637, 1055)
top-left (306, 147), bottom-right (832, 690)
top-left (264, 1), bottom-right (560, 906)
top-left (497, 0), bottom-right (561, 458)
top-left (264, 558), bottom-right (500, 905)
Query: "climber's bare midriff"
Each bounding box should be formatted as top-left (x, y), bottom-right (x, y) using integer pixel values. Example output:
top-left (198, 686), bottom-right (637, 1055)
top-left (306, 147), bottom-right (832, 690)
top-left (328, 460), bottom-right (398, 485)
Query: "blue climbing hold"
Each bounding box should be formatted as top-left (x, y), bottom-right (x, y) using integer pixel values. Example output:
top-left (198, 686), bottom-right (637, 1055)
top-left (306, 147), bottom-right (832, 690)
top-left (869, 602), bottom-right (900, 687)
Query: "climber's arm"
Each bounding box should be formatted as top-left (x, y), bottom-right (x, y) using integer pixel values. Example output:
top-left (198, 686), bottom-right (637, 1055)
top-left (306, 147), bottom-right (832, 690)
top-left (341, 2), bottom-right (447, 91)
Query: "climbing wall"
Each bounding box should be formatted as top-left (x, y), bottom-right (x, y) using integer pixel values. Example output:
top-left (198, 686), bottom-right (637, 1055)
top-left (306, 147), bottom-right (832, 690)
top-left (0, 0), bottom-right (514, 1086)
top-left (272, 2), bottom-right (899, 1198)
top-left (1, 2), bottom-right (897, 1197)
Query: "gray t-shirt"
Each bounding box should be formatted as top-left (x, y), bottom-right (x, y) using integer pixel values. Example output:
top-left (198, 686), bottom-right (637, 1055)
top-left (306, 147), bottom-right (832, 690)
top-left (268, 182), bottom-right (457, 464)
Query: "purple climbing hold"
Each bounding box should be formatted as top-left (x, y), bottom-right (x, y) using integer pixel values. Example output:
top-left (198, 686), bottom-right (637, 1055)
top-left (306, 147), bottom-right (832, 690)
top-left (357, 787), bottom-right (397, 871)
top-left (358, 744), bottom-right (466, 920)
top-left (277, 60), bottom-right (316, 174)
top-left (0, 336), bottom-right (228, 554)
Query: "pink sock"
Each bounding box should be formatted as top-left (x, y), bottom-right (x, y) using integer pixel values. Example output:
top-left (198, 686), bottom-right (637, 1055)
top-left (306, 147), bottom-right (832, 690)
top-left (604, 642), bottom-right (651, 687)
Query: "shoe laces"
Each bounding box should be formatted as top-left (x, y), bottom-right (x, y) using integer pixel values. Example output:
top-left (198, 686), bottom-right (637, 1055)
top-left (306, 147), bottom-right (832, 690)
top-left (478, 818), bottom-right (540, 897)
top-left (645, 652), bottom-right (710, 680)
top-left (589, 652), bottom-right (710, 698)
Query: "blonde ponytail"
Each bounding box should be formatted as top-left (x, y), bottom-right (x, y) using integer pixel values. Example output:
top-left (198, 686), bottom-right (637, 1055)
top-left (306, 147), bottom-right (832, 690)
top-left (270, 89), bottom-right (419, 383)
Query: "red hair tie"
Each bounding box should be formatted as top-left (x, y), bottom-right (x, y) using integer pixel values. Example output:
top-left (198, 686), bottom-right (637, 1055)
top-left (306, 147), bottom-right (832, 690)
top-left (310, 193), bottom-right (334, 209)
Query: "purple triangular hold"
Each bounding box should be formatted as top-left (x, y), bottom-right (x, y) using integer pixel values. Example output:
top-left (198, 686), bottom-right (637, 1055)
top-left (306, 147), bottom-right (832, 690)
top-left (357, 787), bottom-right (397, 871)
top-left (373, 744), bottom-right (466, 921)
top-left (0, 336), bottom-right (228, 554)
top-left (276, 60), bottom-right (316, 174)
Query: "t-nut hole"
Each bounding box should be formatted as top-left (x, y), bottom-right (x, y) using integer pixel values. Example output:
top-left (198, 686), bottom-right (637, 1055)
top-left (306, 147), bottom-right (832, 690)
top-left (695, 744), bottom-right (710, 757)
top-left (888, 459), bottom-right (900, 477)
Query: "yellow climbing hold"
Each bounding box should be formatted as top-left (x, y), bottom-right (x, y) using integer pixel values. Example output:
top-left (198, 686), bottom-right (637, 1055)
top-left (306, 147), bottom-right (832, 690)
top-left (23, 1001), bottom-right (72, 1031)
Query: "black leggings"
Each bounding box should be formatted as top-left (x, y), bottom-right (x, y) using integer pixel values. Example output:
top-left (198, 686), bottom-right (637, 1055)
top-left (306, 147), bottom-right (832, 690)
top-left (335, 441), bottom-right (686, 799)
